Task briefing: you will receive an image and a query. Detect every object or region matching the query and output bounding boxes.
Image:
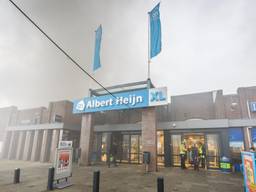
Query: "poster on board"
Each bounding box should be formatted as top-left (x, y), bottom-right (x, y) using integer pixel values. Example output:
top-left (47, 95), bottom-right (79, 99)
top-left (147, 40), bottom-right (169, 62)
top-left (54, 141), bottom-right (73, 181)
top-left (242, 152), bottom-right (256, 192)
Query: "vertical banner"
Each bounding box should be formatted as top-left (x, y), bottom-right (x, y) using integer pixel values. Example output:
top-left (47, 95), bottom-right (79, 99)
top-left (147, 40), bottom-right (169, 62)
top-left (93, 25), bottom-right (102, 71)
top-left (149, 3), bottom-right (162, 58)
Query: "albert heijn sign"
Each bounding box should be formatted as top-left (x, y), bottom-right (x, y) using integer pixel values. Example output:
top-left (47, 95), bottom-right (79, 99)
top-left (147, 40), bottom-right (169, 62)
top-left (72, 87), bottom-right (168, 114)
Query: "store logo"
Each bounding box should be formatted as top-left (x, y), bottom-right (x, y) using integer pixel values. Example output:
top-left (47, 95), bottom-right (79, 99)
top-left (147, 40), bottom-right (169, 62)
top-left (150, 91), bottom-right (166, 102)
top-left (76, 100), bottom-right (85, 111)
top-left (149, 87), bottom-right (168, 106)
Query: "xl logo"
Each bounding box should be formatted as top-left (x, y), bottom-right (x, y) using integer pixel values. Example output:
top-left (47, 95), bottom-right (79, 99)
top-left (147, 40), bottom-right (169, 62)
top-left (148, 87), bottom-right (168, 106)
top-left (150, 91), bottom-right (166, 102)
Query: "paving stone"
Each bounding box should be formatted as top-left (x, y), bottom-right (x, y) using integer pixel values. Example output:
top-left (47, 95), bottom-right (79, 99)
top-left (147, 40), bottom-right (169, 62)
top-left (0, 160), bottom-right (244, 192)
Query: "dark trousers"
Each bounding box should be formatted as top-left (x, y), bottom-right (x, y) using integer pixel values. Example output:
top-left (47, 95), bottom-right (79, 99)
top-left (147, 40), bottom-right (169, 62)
top-left (180, 154), bottom-right (186, 169)
top-left (193, 158), bottom-right (199, 171)
top-left (201, 157), bottom-right (205, 168)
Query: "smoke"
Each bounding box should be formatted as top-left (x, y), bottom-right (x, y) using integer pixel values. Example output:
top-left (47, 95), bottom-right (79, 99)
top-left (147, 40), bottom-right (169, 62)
top-left (0, 0), bottom-right (256, 108)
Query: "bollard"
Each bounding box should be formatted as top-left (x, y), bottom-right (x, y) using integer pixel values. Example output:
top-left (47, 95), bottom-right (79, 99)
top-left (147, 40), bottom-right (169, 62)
top-left (157, 177), bottom-right (164, 192)
top-left (47, 167), bottom-right (55, 191)
top-left (13, 168), bottom-right (20, 184)
top-left (93, 170), bottom-right (100, 192)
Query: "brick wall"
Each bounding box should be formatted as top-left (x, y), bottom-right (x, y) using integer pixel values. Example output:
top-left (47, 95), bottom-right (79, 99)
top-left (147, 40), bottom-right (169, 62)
top-left (170, 91), bottom-right (216, 121)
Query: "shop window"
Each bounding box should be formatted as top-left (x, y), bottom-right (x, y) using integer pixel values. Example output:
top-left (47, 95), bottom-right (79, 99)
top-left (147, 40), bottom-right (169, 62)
top-left (157, 131), bottom-right (164, 166)
top-left (54, 114), bottom-right (62, 123)
top-left (229, 128), bottom-right (244, 159)
top-left (101, 133), bottom-right (108, 162)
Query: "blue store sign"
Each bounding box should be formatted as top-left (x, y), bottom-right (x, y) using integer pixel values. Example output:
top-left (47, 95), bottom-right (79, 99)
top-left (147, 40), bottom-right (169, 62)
top-left (250, 102), bottom-right (256, 112)
top-left (73, 87), bottom-right (168, 114)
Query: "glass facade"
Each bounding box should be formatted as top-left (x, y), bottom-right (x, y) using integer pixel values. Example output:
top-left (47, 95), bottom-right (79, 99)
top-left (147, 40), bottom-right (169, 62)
top-left (93, 129), bottom-right (240, 169)
top-left (206, 134), bottom-right (220, 168)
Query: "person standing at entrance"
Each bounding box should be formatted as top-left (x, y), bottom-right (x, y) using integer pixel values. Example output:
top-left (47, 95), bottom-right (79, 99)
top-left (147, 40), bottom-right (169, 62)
top-left (192, 144), bottom-right (199, 171)
top-left (199, 142), bottom-right (206, 168)
top-left (109, 141), bottom-right (118, 167)
top-left (180, 140), bottom-right (187, 169)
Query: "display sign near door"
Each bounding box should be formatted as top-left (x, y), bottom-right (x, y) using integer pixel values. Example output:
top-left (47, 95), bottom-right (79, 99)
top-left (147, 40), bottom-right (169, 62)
top-left (241, 151), bottom-right (256, 192)
top-left (54, 141), bottom-right (73, 181)
top-left (72, 87), bottom-right (168, 114)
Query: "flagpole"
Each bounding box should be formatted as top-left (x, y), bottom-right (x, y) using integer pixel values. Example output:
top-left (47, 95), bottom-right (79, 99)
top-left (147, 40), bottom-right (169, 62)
top-left (148, 12), bottom-right (151, 80)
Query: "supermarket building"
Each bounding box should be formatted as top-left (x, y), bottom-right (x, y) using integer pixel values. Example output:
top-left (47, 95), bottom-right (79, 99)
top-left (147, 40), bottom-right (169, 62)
top-left (1, 80), bottom-right (256, 171)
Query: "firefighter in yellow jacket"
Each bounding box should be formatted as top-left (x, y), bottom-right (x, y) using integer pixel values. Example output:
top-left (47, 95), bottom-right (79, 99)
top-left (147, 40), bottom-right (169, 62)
top-left (180, 140), bottom-right (187, 169)
top-left (198, 142), bottom-right (206, 168)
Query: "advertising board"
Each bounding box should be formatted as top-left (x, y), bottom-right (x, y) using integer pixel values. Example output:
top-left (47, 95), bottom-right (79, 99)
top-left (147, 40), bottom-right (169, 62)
top-left (242, 152), bottom-right (256, 192)
top-left (54, 141), bottom-right (73, 180)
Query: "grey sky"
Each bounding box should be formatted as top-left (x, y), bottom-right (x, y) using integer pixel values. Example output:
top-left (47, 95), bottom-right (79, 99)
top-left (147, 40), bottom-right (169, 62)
top-left (0, 0), bottom-right (256, 109)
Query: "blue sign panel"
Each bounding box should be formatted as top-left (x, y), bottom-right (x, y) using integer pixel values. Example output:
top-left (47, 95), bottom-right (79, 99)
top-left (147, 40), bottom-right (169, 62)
top-left (73, 89), bottom-right (148, 114)
top-left (72, 87), bottom-right (168, 114)
top-left (229, 128), bottom-right (244, 142)
top-left (251, 102), bottom-right (256, 112)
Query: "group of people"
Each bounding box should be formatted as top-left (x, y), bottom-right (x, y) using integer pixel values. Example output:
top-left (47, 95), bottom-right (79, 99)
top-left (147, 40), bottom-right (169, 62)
top-left (180, 140), bottom-right (206, 171)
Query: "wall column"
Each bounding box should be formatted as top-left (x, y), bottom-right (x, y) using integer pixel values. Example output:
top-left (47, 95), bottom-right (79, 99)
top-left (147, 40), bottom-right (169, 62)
top-left (1, 131), bottom-right (12, 159)
top-left (49, 129), bottom-right (60, 162)
top-left (164, 130), bottom-right (171, 167)
top-left (141, 107), bottom-right (157, 172)
top-left (16, 131), bottom-right (26, 160)
top-left (243, 127), bottom-right (251, 151)
top-left (31, 130), bottom-right (43, 161)
top-left (22, 131), bottom-right (34, 161)
top-left (79, 114), bottom-right (93, 166)
top-left (8, 131), bottom-right (19, 159)
top-left (40, 130), bottom-right (52, 162)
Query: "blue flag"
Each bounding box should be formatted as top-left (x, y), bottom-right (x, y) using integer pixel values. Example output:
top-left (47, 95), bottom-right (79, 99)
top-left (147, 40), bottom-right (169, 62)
top-left (149, 3), bottom-right (162, 58)
top-left (93, 25), bottom-right (102, 71)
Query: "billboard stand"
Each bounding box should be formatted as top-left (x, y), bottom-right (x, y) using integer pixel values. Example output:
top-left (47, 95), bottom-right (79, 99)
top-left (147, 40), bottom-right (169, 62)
top-left (53, 141), bottom-right (73, 189)
top-left (241, 151), bottom-right (256, 192)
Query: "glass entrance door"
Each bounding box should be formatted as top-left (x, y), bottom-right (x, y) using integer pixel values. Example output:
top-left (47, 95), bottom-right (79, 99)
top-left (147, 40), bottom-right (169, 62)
top-left (206, 134), bottom-right (220, 168)
top-left (183, 134), bottom-right (205, 167)
top-left (121, 134), bottom-right (141, 164)
top-left (130, 135), bottom-right (140, 163)
top-left (171, 134), bottom-right (181, 166)
top-left (122, 135), bottom-right (130, 163)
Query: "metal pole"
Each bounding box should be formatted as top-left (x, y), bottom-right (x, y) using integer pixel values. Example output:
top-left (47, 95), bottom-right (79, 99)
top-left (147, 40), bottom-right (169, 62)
top-left (148, 13), bottom-right (151, 80)
top-left (157, 177), bottom-right (164, 192)
top-left (93, 170), bottom-right (100, 192)
top-left (47, 167), bottom-right (55, 191)
top-left (13, 168), bottom-right (20, 184)
top-left (246, 100), bottom-right (252, 148)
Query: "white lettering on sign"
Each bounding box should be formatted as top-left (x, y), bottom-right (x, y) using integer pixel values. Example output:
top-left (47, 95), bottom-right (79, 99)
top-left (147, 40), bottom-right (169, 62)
top-left (86, 98), bottom-right (113, 109)
top-left (115, 95), bottom-right (143, 106)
